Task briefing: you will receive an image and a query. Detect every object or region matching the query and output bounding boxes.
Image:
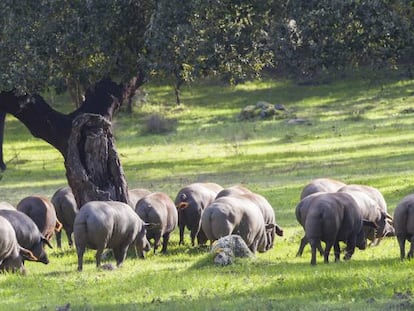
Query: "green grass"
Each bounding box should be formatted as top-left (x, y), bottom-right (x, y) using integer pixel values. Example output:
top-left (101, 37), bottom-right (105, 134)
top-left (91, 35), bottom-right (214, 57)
top-left (1, 68), bottom-right (414, 310)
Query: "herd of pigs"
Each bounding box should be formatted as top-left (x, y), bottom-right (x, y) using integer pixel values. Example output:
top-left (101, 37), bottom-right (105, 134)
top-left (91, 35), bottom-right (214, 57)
top-left (1, 177), bottom-right (414, 273)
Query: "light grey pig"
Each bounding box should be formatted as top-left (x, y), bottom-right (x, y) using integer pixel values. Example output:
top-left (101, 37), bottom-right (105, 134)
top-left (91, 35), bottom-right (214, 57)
top-left (74, 200), bottom-right (150, 271)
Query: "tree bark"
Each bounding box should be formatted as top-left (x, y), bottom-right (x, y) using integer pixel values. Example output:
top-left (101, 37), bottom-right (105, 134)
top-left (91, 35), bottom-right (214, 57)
top-left (0, 77), bottom-right (142, 206)
top-left (174, 75), bottom-right (184, 106)
top-left (0, 92), bottom-right (73, 156)
top-left (65, 113), bottom-right (129, 207)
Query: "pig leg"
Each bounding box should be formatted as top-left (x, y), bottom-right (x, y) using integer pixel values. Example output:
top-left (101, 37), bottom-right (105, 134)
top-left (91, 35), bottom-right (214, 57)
top-left (190, 228), bottom-right (197, 247)
top-left (55, 230), bottom-right (62, 249)
top-left (197, 230), bottom-right (208, 246)
top-left (344, 236), bottom-right (356, 260)
top-left (135, 231), bottom-right (149, 259)
top-left (161, 232), bottom-right (170, 254)
top-left (334, 242), bottom-right (341, 262)
top-left (66, 229), bottom-right (74, 247)
top-left (302, 237), bottom-right (324, 257)
top-left (95, 248), bottom-right (104, 268)
top-left (397, 235), bottom-right (406, 260)
top-left (179, 223), bottom-right (185, 245)
top-left (113, 246), bottom-right (129, 267)
top-left (309, 239), bottom-right (321, 265)
top-left (153, 233), bottom-right (162, 253)
top-left (324, 241), bottom-right (333, 264)
top-left (407, 237), bottom-right (414, 259)
top-left (76, 246), bottom-right (85, 271)
top-left (296, 236), bottom-right (308, 257)
top-left (310, 246), bottom-right (317, 265)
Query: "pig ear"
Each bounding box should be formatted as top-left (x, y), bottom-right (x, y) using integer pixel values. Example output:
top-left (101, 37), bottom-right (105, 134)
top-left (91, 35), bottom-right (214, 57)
top-left (363, 220), bottom-right (378, 229)
top-left (265, 223), bottom-right (284, 237)
top-left (41, 236), bottom-right (53, 249)
top-left (55, 220), bottom-right (63, 232)
top-left (177, 202), bottom-right (189, 210)
top-left (275, 224), bottom-right (284, 237)
top-left (19, 247), bottom-right (38, 261)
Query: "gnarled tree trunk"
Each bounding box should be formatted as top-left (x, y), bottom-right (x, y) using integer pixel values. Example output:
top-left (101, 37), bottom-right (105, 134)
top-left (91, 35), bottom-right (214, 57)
top-left (65, 113), bottom-right (129, 208)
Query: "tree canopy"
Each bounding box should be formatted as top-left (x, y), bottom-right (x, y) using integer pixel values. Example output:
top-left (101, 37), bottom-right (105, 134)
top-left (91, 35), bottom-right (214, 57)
top-left (272, 0), bottom-right (414, 79)
top-left (0, 0), bottom-right (412, 98)
top-left (0, 0), bottom-right (154, 101)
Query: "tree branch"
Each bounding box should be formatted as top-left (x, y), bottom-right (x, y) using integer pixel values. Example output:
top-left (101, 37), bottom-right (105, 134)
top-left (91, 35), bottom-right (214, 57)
top-left (0, 78), bottom-right (128, 159)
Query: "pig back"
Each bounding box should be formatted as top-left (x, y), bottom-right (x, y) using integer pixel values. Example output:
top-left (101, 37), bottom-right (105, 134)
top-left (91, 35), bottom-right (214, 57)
top-left (75, 201), bottom-right (140, 250)
top-left (17, 195), bottom-right (58, 240)
top-left (128, 188), bottom-right (152, 209)
top-left (51, 187), bottom-right (78, 228)
top-left (305, 193), bottom-right (346, 242)
top-left (136, 192), bottom-right (177, 235)
top-left (394, 194), bottom-right (414, 236)
top-left (300, 178), bottom-right (346, 200)
top-left (202, 195), bottom-right (267, 252)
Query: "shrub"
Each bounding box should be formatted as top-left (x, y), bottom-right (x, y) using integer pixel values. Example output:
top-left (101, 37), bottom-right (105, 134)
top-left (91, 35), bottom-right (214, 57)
top-left (142, 113), bottom-right (177, 134)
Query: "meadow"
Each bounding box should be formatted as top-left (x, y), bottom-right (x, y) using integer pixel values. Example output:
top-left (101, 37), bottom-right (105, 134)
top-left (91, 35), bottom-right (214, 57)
top-left (0, 69), bottom-right (414, 310)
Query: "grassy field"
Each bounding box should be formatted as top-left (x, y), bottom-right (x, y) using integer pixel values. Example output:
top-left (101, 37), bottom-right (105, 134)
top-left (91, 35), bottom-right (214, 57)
top-left (0, 69), bottom-right (414, 310)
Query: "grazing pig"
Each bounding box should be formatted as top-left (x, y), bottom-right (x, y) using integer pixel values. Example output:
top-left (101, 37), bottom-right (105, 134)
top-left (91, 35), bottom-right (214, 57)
top-left (295, 192), bottom-right (325, 257)
top-left (135, 192), bottom-right (178, 254)
top-left (342, 184), bottom-right (387, 211)
top-left (304, 192), bottom-right (373, 265)
top-left (216, 186), bottom-right (283, 250)
top-left (393, 194), bottom-right (414, 260)
top-left (0, 215), bottom-right (37, 273)
top-left (128, 188), bottom-right (152, 209)
top-left (0, 209), bottom-right (51, 264)
top-left (175, 182), bottom-right (223, 246)
top-left (74, 201), bottom-right (150, 271)
top-left (239, 192), bottom-right (283, 250)
top-left (338, 185), bottom-right (388, 245)
top-left (17, 195), bottom-right (62, 241)
top-left (201, 195), bottom-right (271, 253)
top-left (300, 178), bottom-right (346, 200)
top-left (51, 187), bottom-right (78, 248)
top-left (340, 184), bottom-right (394, 242)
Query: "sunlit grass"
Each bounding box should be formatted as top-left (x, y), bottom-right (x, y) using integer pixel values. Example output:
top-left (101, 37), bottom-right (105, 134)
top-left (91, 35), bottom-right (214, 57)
top-left (0, 69), bottom-right (414, 310)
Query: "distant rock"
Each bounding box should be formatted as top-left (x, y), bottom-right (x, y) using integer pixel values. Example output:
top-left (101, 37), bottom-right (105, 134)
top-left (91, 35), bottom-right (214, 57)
top-left (239, 101), bottom-right (289, 121)
top-left (275, 104), bottom-right (286, 111)
top-left (239, 105), bottom-right (257, 120)
top-left (255, 101), bottom-right (273, 109)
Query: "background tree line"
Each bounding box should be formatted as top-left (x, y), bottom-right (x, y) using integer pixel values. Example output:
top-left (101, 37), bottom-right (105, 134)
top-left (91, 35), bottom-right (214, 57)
top-left (0, 0), bottom-right (412, 105)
